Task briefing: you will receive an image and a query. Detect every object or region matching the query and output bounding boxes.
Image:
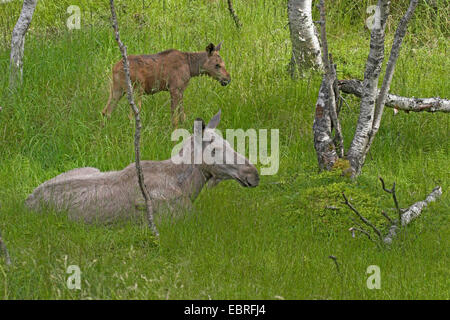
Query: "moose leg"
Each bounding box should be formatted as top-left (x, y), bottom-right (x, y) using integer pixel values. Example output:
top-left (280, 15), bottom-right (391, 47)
top-left (169, 89), bottom-right (184, 127)
top-left (102, 82), bottom-right (124, 117)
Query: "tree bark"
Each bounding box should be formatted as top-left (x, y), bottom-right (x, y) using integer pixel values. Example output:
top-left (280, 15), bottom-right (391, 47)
top-left (345, 0), bottom-right (390, 178)
top-left (339, 79), bottom-right (449, 113)
top-left (109, 0), bottom-right (158, 238)
top-left (9, 0), bottom-right (38, 89)
top-left (312, 0), bottom-right (341, 170)
top-left (287, 0), bottom-right (323, 76)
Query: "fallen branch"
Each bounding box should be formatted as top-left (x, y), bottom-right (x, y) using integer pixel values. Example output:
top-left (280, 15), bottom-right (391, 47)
top-left (343, 179), bottom-right (442, 245)
top-left (110, 0), bottom-right (158, 238)
top-left (227, 0), bottom-right (242, 29)
top-left (338, 79), bottom-right (450, 113)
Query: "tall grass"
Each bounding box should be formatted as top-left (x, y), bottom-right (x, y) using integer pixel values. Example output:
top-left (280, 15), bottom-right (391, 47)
top-left (0, 0), bottom-right (448, 299)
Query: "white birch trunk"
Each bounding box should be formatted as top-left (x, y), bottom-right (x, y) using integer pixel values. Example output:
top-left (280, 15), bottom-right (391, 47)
top-left (346, 0), bottom-right (390, 178)
top-left (365, 0), bottom-right (419, 154)
top-left (287, 0), bottom-right (323, 75)
top-left (9, 0), bottom-right (38, 89)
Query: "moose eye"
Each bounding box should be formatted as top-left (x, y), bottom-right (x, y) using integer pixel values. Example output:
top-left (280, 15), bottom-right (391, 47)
top-left (215, 64), bottom-right (220, 69)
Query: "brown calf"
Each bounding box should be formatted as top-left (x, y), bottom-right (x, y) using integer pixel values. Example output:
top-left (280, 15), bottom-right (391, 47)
top-left (102, 42), bottom-right (231, 127)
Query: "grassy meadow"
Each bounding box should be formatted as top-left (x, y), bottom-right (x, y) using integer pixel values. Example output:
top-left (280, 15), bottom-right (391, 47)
top-left (0, 0), bottom-right (449, 299)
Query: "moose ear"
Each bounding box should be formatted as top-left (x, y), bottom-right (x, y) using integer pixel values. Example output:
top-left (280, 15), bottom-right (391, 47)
top-left (206, 110), bottom-right (221, 129)
top-left (206, 43), bottom-right (215, 56)
top-left (215, 41), bottom-right (223, 51)
top-left (193, 117), bottom-right (206, 134)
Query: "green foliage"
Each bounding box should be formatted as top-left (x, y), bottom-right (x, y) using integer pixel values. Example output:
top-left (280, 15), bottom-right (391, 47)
top-left (0, 0), bottom-right (448, 299)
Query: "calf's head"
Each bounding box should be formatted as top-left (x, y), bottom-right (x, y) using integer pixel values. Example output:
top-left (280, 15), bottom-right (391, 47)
top-left (202, 42), bottom-right (231, 86)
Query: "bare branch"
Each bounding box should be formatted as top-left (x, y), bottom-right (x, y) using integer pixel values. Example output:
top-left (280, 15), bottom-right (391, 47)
top-left (109, 0), bottom-right (158, 237)
top-left (338, 79), bottom-right (450, 113)
top-left (0, 229), bottom-right (12, 266)
top-left (349, 227), bottom-right (375, 243)
top-left (342, 193), bottom-right (383, 241)
top-left (379, 177), bottom-right (402, 222)
top-left (381, 210), bottom-right (395, 225)
top-left (227, 0), bottom-right (242, 29)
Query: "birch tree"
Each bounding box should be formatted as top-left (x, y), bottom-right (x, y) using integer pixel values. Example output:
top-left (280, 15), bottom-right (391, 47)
top-left (287, 0), bottom-right (323, 76)
top-left (313, 0), bottom-right (426, 178)
top-left (9, 0), bottom-right (38, 89)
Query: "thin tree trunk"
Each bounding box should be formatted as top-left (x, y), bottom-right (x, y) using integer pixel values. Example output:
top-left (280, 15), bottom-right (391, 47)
top-left (338, 79), bottom-right (449, 113)
top-left (313, 0), bottom-right (341, 170)
top-left (345, 0), bottom-right (390, 178)
top-left (364, 0), bottom-right (419, 155)
top-left (109, 0), bottom-right (158, 238)
top-left (227, 0), bottom-right (242, 29)
top-left (287, 0), bottom-right (323, 76)
top-left (9, 0), bottom-right (38, 89)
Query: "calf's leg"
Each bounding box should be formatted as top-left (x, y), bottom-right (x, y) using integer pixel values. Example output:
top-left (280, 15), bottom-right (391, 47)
top-left (102, 82), bottom-right (124, 117)
top-left (170, 88), bottom-right (184, 128)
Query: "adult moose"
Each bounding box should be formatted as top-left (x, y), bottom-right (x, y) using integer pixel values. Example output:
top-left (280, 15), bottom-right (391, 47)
top-left (26, 111), bottom-right (259, 224)
top-left (102, 42), bottom-right (231, 127)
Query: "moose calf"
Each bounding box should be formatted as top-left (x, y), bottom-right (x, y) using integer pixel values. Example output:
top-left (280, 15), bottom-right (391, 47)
top-left (102, 42), bottom-right (231, 127)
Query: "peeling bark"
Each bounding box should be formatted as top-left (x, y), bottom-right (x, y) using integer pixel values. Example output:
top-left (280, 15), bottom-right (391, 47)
top-left (346, 0), bottom-right (390, 178)
top-left (287, 0), bottom-right (323, 76)
top-left (110, 0), bottom-right (158, 238)
top-left (339, 79), bottom-right (450, 113)
top-left (313, 79), bottom-right (339, 170)
top-left (313, 0), bottom-right (340, 170)
top-left (9, 0), bottom-right (38, 89)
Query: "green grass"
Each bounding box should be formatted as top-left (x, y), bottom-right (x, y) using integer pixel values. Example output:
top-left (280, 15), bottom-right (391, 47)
top-left (0, 0), bottom-right (449, 299)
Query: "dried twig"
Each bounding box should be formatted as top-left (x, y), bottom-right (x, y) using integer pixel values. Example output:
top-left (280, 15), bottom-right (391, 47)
top-left (342, 193), bottom-right (383, 241)
top-left (328, 255), bottom-right (340, 273)
top-left (349, 227), bottom-right (373, 242)
top-left (381, 210), bottom-right (394, 225)
top-left (109, 0), bottom-right (158, 237)
top-left (379, 177), bottom-right (401, 222)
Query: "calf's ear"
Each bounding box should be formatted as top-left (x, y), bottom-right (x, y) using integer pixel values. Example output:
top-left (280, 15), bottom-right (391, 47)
top-left (215, 41), bottom-right (223, 51)
top-left (206, 43), bottom-right (215, 56)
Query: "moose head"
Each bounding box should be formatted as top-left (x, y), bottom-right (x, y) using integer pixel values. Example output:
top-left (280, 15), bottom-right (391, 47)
top-left (201, 42), bottom-right (231, 86)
